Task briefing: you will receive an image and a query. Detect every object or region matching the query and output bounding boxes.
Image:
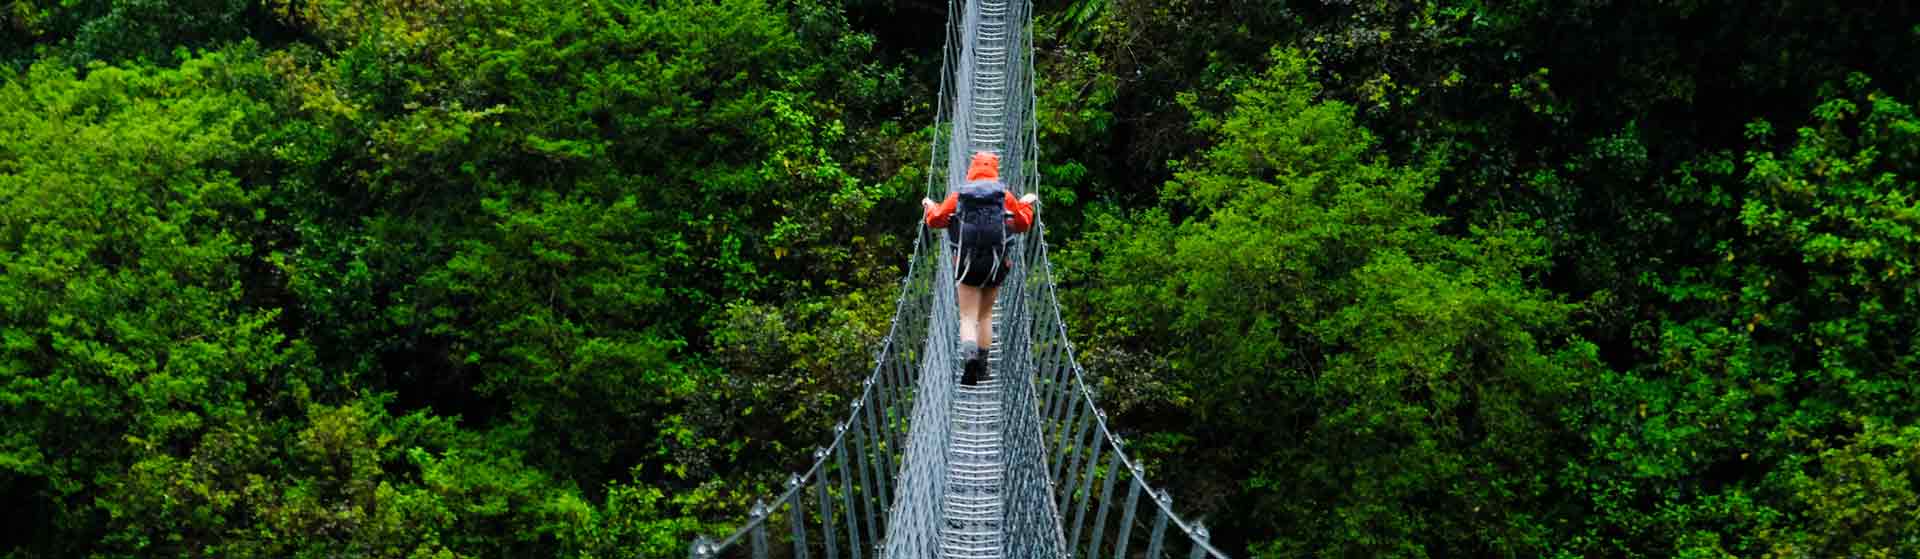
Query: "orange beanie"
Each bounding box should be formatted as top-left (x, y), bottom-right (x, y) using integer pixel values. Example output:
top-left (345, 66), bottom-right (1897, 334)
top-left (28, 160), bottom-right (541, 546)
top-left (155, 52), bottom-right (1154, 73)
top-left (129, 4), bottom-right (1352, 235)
top-left (966, 151), bottom-right (1000, 182)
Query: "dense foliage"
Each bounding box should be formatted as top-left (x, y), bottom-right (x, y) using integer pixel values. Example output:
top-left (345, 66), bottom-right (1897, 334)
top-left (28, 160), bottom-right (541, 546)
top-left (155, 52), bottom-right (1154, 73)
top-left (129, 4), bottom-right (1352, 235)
top-left (3, 0), bottom-right (1917, 557)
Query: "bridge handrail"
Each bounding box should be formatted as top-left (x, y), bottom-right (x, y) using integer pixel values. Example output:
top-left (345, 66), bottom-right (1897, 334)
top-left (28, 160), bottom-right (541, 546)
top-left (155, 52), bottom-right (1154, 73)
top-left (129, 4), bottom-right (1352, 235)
top-left (1032, 235), bottom-right (1232, 559)
top-left (691, 223), bottom-right (933, 557)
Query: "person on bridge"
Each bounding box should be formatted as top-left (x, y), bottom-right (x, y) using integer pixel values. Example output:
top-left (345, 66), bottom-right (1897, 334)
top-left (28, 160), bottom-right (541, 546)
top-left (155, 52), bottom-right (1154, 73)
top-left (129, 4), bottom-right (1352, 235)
top-left (922, 151), bottom-right (1039, 386)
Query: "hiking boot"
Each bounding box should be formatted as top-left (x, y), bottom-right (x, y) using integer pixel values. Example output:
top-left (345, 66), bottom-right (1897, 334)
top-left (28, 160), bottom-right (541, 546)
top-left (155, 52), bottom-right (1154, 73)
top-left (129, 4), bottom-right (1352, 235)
top-left (973, 347), bottom-right (992, 384)
top-left (961, 352), bottom-right (984, 386)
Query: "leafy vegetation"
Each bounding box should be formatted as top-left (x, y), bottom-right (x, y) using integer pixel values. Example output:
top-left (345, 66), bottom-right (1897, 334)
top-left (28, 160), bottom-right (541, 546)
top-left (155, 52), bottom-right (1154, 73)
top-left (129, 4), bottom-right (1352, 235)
top-left (2, 0), bottom-right (1917, 557)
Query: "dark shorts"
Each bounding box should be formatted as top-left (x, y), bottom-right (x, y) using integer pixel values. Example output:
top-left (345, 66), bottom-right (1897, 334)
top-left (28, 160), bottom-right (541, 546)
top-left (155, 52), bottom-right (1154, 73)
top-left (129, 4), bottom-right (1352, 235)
top-left (956, 248), bottom-right (1010, 288)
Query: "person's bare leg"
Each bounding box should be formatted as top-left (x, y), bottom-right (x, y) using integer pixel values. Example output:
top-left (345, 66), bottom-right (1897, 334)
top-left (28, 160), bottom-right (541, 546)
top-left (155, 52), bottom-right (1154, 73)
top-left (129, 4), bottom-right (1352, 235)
top-left (976, 286), bottom-right (1000, 351)
top-left (956, 282), bottom-right (982, 347)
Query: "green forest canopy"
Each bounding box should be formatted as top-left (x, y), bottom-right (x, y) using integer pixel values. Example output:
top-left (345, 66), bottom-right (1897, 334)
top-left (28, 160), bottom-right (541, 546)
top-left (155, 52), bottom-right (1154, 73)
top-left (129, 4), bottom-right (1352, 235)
top-left (3, 0), bottom-right (1918, 557)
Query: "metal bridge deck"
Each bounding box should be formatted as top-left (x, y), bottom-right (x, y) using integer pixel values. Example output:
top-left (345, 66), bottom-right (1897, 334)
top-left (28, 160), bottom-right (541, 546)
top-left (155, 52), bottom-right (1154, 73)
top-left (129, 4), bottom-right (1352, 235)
top-left (941, 298), bottom-right (1006, 559)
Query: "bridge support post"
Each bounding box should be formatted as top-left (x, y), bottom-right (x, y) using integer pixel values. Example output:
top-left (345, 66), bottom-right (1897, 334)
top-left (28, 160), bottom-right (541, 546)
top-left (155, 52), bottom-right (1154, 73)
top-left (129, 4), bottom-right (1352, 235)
top-left (1112, 475), bottom-right (1142, 559)
top-left (789, 476), bottom-right (811, 559)
top-left (750, 500), bottom-right (771, 559)
top-left (1049, 383), bottom-right (1083, 481)
top-left (848, 414), bottom-right (881, 548)
top-left (1144, 491), bottom-right (1171, 559)
top-left (860, 390), bottom-right (892, 523)
top-left (1067, 431), bottom-right (1106, 556)
top-left (1187, 522), bottom-right (1211, 559)
top-left (835, 430), bottom-right (864, 559)
top-left (1086, 450), bottom-right (1123, 559)
top-left (816, 448), bottom-right (839, 559)
top-left (1055, 400), bottom-right (1094, 508)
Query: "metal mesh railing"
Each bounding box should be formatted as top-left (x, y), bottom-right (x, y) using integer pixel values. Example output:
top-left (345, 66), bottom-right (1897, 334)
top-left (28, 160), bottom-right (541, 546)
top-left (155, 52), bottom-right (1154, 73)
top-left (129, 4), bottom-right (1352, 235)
top-left (686, 220), bottom-right (936, 559)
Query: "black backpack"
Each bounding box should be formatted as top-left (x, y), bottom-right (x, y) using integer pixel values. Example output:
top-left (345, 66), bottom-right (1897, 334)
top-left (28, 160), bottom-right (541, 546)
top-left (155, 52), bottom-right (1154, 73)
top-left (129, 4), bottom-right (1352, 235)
top-left (952, 180), bottom-right (1009, 256)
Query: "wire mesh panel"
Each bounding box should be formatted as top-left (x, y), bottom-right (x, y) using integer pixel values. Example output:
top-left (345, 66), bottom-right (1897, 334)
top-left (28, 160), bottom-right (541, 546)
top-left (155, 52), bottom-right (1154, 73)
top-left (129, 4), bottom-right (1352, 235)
top-left (880, 237), bottom-right (963, 559)
top-left (996, 235), bottom-right (1068, 559)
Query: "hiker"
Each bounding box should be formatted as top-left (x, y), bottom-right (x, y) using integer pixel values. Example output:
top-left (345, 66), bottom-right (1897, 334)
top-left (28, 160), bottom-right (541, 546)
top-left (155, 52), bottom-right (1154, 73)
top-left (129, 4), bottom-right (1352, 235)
top-left (922, 151), bottom-right (1039, 386)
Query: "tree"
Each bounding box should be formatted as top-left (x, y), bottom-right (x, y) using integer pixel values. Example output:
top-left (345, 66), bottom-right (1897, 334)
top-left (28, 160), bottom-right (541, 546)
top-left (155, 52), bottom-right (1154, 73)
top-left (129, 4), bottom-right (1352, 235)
top-left (0, 48), bottom-right (309, 555)
top-left (1064, 49), bottom-right (1593, 556)
top-left (1572, 76), bottom-right (1920, 557)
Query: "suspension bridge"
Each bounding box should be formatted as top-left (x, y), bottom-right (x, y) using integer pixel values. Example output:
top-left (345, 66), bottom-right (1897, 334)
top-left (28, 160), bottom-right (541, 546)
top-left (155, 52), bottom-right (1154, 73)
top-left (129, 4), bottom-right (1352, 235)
top-left (686, 0), bottom-right (1226, 557)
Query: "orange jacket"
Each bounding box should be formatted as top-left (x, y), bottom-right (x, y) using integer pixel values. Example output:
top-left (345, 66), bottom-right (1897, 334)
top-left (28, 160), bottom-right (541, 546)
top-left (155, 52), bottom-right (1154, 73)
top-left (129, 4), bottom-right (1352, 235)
top-left (923, 189), bottom-right (1034, 232)
top-left (924, 152), bottom-right (1035, 231)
